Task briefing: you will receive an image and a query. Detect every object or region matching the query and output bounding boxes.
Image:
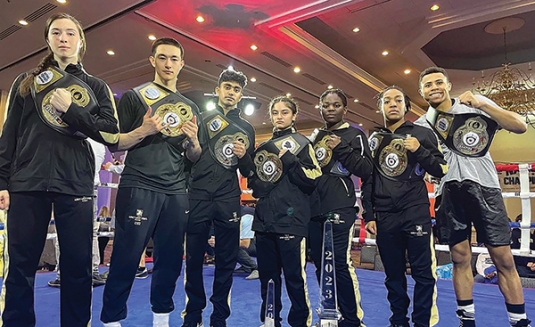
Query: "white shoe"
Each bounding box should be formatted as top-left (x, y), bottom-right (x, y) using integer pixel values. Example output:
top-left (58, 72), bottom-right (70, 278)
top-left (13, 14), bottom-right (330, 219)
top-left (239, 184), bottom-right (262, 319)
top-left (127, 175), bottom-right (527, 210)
top-left (103, 322), bottom-right (122, 327)
top-left (153, 312), bottom-right (170, 327)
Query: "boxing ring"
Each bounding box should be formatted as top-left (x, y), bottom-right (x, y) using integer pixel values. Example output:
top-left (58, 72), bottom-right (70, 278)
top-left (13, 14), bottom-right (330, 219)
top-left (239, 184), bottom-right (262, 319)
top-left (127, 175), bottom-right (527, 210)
top-left (0, 166), bottom-right (533, 326)
top-left (353, 162), bottom-right (535, 257)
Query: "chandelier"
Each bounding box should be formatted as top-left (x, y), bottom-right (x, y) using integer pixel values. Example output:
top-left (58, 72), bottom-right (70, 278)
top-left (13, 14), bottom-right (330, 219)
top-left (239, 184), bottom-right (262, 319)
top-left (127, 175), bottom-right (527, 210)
top-left (473, 22), bottom-right (535, 118)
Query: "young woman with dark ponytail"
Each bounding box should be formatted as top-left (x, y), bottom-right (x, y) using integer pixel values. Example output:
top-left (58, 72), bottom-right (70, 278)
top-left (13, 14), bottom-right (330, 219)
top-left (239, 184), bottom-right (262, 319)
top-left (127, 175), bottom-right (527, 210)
top-left (0, 13), bottom-right (119, 327)
top-left (248, 96), bottom-right (321, 327)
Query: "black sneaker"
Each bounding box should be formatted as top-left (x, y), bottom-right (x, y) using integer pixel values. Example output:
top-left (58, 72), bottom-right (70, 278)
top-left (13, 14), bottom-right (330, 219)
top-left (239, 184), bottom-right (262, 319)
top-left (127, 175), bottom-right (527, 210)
top-left (135, 267), bottom-right (148, 279)
top-left (511, 318), bottom-right (532, 327)
top-left (47, 278), bottom-right (61, 288)
top-left (233, 266), bottom-right (250, 274)
top-left (456, 310), bottom-right (476, 327)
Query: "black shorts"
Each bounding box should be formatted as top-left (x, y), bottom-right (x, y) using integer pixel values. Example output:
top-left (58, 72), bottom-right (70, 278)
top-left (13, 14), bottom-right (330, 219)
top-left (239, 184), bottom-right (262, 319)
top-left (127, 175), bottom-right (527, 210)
top-left (436, 180), bottom-right (511, 246)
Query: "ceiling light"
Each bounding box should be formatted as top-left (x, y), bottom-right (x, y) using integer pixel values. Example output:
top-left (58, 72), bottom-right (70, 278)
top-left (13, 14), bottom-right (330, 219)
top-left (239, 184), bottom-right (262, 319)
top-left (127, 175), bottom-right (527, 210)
top-left (376, 110), bottom-right (381, 113)
top-left (107, 50), bottom-right (115, 56)
top-left (56, 0), bottom-right (67, 3)
top-left (18, 20), bottom-right (28, 26)
top-left (404, 69), bottom-right (411, 74)
top-left (430, 4), bottom-right (440, 11)
top-left (148, 35), bottom-right (156, 41)
top-left (196, 15), bottom-right (205, 23)
top-left (262, 122), bottom-right (266, 125)
top-left (382, 50), bottom-right (389, 56)
top-left (327, 85), bottom-right (333, 89)
top-left (206, 101), bottom-right (216, 111)
top-left (358, 123), bottom-right (363, 127)
top-left (353, 99), bottom-right (359, 103)
top-left (250, 77), bottom-right (257, 82)
top-left (228, 65), bottom-right (234, 71)
top-left (293, 66), bottom-right (301, 73)
top-left (250, 44), bottom-right (258, 51)
top-left (286, 93), bottom-right (291, 97)
top-left (352, 27), bottom-right (360, 33)
top-left (474, 24), bottom-right (535, 116)
top-left (244, 104), bottom-right (255, 116)
top-left (315, 105), bottom-right (320, 109)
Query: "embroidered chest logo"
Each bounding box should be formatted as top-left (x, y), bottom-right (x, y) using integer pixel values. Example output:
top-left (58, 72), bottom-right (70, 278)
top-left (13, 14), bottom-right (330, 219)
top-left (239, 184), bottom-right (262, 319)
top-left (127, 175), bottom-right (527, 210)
top-left (129, 209), bottom-right (148, 226)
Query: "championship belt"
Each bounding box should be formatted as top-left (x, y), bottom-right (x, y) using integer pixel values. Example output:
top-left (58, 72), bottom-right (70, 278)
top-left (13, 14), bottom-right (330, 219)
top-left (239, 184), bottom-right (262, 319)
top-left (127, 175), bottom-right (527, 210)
top-left (311, 129), bottom-right (350, 177)
top-left (426, 107), bottom-right (498, 157)
top-left (31, 66), bottom-right (99, 139)
top-left (369, 132), bottom-right (425, 181)
top-left (254, 132), bottom-right (309, 183)
top-left (316, 221), bottom-right (341, 326)
top-left (201, 109), bottom-right (252, 170)
top-left (134, 82), bottom-right (195, 151)
top-left (264, 279), bottom-right (276, 327)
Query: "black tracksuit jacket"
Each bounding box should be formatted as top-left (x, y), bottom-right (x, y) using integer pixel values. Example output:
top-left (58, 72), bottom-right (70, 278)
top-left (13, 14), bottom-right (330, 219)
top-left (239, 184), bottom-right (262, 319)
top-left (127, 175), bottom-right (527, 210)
top-left (0, 62), bottom-right (119, 196)
top-left (249, 127), bottom-right (322, 237)
top-left (189, 105), bottom-right (255, 200)
top-left (361, 121), bottom-right (448, 221)
top-left (312, 123), bottom-right (373, 217)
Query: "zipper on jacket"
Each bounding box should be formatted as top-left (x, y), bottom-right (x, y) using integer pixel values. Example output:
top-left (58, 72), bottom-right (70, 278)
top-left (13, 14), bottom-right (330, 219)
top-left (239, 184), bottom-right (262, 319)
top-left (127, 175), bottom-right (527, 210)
top-left (339, 177), bottom-right (351, 197)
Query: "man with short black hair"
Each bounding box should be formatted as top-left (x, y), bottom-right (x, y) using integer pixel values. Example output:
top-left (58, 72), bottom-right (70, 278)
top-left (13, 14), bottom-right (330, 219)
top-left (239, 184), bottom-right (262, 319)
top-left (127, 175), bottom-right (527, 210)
top-left (100, 37), bottom-right (201, 327)
top-left (182, 68), bottom-right (255, 327)
top-left (415, 66), bottom-right (530, 327)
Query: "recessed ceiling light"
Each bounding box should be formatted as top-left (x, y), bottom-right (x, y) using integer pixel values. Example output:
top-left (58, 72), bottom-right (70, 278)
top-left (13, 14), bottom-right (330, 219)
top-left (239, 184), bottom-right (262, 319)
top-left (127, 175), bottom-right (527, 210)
top-left (262, 122), bottom-right (266, 125)
top-left (196, 15), bottom-right (205, 23)
top-left (107, 50), bottom-right (115, 56)
top-left (244, 104), bottom-right (255, 116)
top-left (353, 99), bottom-right (359, 103)
top-left (352, 27), bottom-right (360, 33)
top-left (327, 85), bottom-right (333, 89)
top-left (286, 93), bottom-right (291, 97)
top-left (382, 50), bottom-right (389, 56)
top-left (250, 77), bottom-right (257, 82)
top-left (293, 66), bottom-right (301, 73)
top-left (18, 20), bottom-right (28, 26)
top-left (430, 4), bottom-right (440, 11)
top-left (56, 0), bottom-right (66, 3)
top-left (148, 35), bottom-right (156, 41)
top-left (228, 65), bottom-right (234, 71)
top-left (315, 105), bottom-right (320, 109)
top-left (358, 123), bottom-right (363, 127)
top-left (113, 93), bottom-right (117, 96)
top-left (250, 44), bottom-right (258, 51)
top-left (404, 69), bottom-right (411, 74)
top-left (376, 110), bottom-right (381, 114)
top-left (206, 101), bottom-right (216, 111)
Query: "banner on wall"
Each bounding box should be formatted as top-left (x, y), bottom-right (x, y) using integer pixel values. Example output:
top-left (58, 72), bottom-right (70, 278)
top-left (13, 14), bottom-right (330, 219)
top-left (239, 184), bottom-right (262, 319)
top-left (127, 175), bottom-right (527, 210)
top-left (498, 170), bottom-right (535, 192)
